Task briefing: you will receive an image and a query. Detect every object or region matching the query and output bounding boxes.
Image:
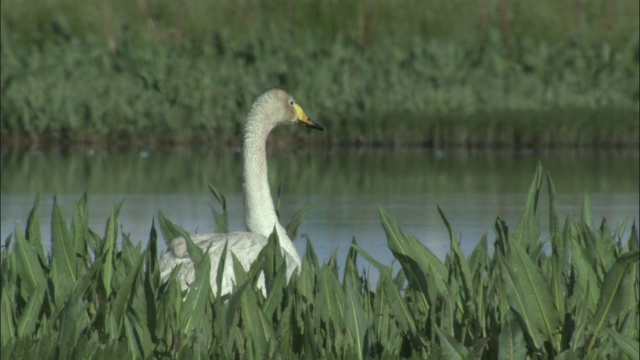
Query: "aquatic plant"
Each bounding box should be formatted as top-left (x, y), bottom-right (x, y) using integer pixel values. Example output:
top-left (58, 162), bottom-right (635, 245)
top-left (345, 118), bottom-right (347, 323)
top-left (1, 165), bottom-right (637, 358)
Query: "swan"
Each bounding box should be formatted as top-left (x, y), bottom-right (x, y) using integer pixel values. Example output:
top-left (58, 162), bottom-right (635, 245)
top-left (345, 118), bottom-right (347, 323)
top-left (158, 88), bottom-right (323, 296)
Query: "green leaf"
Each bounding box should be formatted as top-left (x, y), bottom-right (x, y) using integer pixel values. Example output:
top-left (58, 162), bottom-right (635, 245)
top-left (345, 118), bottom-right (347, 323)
top-left (343, 240), bottom-right (366, 360)
top-left (581, 192), bottom-right (593, 228)
top-left (353, 244), bottom-right (420, 342)
top-left (380, 209), bottom-right (449, 323)
top-left (100, 203), bottom-right (123, 299)
top-left (316, 264), bottom-right (345, 331)
top-left (56, 296), bottom-right (90, 358)
top-left (208, 183), bottom-right (227, 211)
top-left (182, 242), bottom-right (212, 335)
top-left (111, 252), bottom-right (145, 336)
top-left (285, 205), bottom-right (312, 241)
top-left (261, 233), bottom-right (288, 316)
top-left (236, 253), bottom-right (275, 358)
top-left (25, 194), bottom-right (45, 264)
top-left (547, 173), bottom-right (559, 235)
top-left (435, 325), bottom-right (471, 360)
top-left (499, 240), bottom-right (561, 351)
top-left (208, 183), bottom-right (229, 233)
top-left (438, 205), bottom-right (473, 315)
top-left (605, 328), bottom-right (639, 359)
top-left (215, 240), bottom-right (229, 298)
top-left (1, 285), bottom-right (15, 345)
top-left (14, 227), bottom-right (47, 300)
top-left (498, 316), bottom-right (527, 360)
top-left (586, 251), bottom-right (639, 352)
top-left (71, 193), bottom-right (90, 270)
top-left (50, 196), bottom-right (77, 302)
top-left (513, 163), bottom-right (543, 251)
top-left (161, 212), bottom-right (205, 268)
top-left (16, 283), bottom-right (45, 338)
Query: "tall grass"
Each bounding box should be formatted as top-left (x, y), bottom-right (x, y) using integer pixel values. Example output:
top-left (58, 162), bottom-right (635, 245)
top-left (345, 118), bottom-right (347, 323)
top-left (1, 0), bottom-right (638, 147)
top-left (1, 165), bottom-right (638, 358)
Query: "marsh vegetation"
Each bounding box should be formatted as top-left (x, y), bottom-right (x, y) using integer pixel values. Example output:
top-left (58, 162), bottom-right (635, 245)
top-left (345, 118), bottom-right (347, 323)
top-left (1, 166), bottom-right (638, 358)
top-left (1, 0), bottom-right (638, 147)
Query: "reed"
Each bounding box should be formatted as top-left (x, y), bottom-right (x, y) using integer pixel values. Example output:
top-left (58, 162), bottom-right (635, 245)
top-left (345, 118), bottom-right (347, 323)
top-left (1, 165), bottom-right (638, 358)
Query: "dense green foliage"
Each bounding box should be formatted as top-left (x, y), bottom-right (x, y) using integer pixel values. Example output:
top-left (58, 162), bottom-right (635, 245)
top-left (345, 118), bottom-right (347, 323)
top-left (1, 165), bottom-right (638, 358)
top-left (1, 0), bottom-right (638, 147)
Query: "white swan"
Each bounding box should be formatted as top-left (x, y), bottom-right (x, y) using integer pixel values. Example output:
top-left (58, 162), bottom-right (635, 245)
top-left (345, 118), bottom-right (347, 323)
top-left (158, 88), bottom-right (323, 296)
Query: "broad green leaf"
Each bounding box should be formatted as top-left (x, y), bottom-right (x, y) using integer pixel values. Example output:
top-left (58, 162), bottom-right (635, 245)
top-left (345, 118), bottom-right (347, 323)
top-left (586, 251), bottom-right (639, 352)
top-left (123, 315), bottom-right (142, 358)
top-left (343, 241), bottom-right (366, 360)
top-left (100, 203), bottom-right (122, 299)
top-left (158, 210), bottom-right (194, 248)
top-left (498, 316), bottom-right (527, 360)
top-left (568, 239), bottom-right (600, 315)
top-left (236, 253), bottom-right (275, 358)
top-left (605, 328), bottom-right (639, 359)
top-left (1, 285), bottom-right (15, 345)
top-left (316, 264), bottom-right (345, 330)
top-left (111, 252), bottom-right (145, 336)
top-left (353, 244), bottom-right (420, 341)
top-left (435, 325), bottom-right (471, 360)
top-left (260, 230), bottom-right (285, 295)
top-left (14, 227), bottom-right (47, 300)
top-left (380, 209), bottom-right (443, 306)
top-left (555, 349), bottom-right (580, 360)
top-left (16, 283), bottom-right (45, 338)
top-left (514, 163), bottom-right (543, 251)
top-left (499, 240), bottom-right (561, 351)
top-left (56, 296), bottom-right (90, 359)
top-left (182, 243), bottom-right (212, 334)
top-left (261, 232), bottom-right (288, 317)
top-left (438, 205), bottom-right (474, 316)
top-left (50, 197), bottom-right (77, 301)
top-left (296, 238), bottom-right (317, 300)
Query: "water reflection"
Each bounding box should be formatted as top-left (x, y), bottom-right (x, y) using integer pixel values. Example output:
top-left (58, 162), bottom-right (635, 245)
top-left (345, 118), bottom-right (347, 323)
top-left (1, 148), bottom-right (638, 266)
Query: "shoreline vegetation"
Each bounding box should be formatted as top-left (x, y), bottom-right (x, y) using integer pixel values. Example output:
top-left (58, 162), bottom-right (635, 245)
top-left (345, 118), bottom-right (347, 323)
top-left (1, 0), bottom-right (639, 148)
top-left (1, 165), bottom-right (638, 357)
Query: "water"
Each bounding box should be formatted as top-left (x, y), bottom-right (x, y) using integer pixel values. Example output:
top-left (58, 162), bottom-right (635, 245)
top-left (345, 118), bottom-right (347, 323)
top-left (1, 147), bottom-right (638, 269)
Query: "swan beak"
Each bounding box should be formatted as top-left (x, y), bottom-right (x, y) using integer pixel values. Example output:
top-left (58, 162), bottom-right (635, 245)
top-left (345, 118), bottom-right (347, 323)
top-left (294, 103), bottom-right (324, 131)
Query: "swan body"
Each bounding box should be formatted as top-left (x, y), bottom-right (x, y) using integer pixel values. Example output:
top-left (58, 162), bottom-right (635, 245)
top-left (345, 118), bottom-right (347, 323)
top-left (159, 88), bottom-right (322, 296)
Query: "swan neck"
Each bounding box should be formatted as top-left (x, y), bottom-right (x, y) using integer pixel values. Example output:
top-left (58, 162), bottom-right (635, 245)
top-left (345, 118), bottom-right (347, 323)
top-left (243, 114), bottom-right (301, 267)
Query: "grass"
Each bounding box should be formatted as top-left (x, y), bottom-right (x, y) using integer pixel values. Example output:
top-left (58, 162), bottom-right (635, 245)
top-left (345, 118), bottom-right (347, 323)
top-left (1, 0), bottom-right (638, 147)
top-left (1, 164), bottom-right (638, 358)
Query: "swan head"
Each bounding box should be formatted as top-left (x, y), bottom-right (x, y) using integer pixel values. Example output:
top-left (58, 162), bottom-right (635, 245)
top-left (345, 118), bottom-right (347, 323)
top-left (248, 88), bottom-right (323, 131)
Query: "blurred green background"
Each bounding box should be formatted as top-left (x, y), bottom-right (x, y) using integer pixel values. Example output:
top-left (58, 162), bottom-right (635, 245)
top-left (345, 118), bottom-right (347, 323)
top-left (1, 0), bottom-right (638, 147)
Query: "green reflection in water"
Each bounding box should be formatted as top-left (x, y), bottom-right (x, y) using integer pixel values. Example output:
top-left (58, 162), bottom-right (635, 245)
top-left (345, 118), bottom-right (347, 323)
top-left (1, 148), bottom-right (638, 196)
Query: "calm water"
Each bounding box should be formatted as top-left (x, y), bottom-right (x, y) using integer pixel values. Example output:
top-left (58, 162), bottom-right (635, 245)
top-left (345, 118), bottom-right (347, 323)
top-left (1, 147), bottom-right (638, 267)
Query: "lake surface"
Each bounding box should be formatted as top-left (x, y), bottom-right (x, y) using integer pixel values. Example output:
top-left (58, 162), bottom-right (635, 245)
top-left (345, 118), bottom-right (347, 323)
top-left (1, 147), bottom-right (638, 268)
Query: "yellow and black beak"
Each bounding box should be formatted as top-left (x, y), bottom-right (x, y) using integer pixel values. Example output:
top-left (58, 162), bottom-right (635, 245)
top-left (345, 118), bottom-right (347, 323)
top-left (294, 103), bottom-right (324, 131)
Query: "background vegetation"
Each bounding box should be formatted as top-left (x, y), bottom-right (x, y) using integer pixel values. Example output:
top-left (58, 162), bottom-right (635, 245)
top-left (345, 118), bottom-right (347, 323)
top-left (1, 166), bottom-right (638, 358)
top-left (1, 0), bottom-right (638, 147)
top-left (2, 147), bottom-right (639, 196)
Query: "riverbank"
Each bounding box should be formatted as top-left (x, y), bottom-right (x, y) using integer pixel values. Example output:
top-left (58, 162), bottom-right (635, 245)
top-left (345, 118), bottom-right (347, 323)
top-left (1, 0), bottom-right (638, 148)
